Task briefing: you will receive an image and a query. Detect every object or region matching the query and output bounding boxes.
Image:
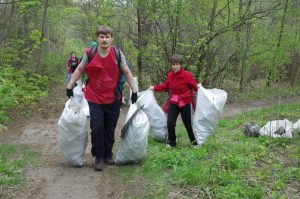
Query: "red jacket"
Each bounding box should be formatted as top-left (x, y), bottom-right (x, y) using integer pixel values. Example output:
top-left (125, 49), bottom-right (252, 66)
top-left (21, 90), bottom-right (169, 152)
top-left (154, 68), bottom-right (198, 112)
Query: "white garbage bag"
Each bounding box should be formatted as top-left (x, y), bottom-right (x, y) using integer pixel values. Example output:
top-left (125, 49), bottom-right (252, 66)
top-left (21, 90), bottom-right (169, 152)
top-left (136, 90), bottom-right (167, 141)
top-left (115, 104), bottom-right (150, 164)
top-left (259, 119), bottom-right (293, 138)
top-left (293, 119), bottom-right (300, 131)
top-left (73, 82), bottom-right (89, 117)
top-left (73, 82), bottom-right (84, 103)
top-left (58, 98), bottom-right (88, 166)
top-left (193, 84), bottom-right (227, 146)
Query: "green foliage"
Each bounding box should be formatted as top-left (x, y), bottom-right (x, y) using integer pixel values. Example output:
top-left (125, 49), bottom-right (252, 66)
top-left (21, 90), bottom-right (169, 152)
top-left (42, 52), bottom-right (66, 76)
top-left (63, 7), bottom-right (82, 15)
top-left (0, 65), bottom-right (49, 123)
top-left (0, 47), bottom-right (20, 66)
top-left (27, 30), bottom-right (44, 52)
top-left (228, 84), bottom-right (300, 103)
top-left (140, 103), bottom-right (300, 198)
top-left (0, 143), bottom-right (39, 188)
top-left (63, 38), bottom-right (85, 58)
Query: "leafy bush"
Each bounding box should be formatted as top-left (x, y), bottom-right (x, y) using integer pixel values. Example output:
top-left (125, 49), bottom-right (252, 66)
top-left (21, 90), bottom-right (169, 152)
top-left (0, 65), bottom-right (49, 122)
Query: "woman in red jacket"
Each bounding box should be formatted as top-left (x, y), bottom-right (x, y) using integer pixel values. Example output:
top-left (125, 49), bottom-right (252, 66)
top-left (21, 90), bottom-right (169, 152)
top-left (149, 54), bottom-right (198, 147)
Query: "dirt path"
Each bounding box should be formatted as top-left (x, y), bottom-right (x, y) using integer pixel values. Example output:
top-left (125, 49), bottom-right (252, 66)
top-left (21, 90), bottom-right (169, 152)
top-left (0, 83), bottom-right (299, 199)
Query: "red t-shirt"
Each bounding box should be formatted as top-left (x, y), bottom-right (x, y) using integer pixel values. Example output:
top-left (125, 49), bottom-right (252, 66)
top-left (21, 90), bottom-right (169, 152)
top-left (84, 47), bottom-right (120, 104)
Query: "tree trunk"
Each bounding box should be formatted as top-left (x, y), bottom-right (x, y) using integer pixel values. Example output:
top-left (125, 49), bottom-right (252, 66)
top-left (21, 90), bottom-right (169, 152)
top-left (137, 4), bottom-right (143, 89)
top-left (203, 0), bottom-right (218, 86)
top-left (267, 0), bottom-right (289, 87)
top-left (36, 0), bottom-right (49, 71)
top-left (237, 0), bottom-right (243, 91)
top-left (136, 1), bottom-right (150, 90)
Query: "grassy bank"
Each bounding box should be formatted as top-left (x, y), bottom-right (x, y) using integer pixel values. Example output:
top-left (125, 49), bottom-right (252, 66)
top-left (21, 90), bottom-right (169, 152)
top-left (0, 144), bottom-right (39, 191)
top-left (118, 102), bottom-right (300, 198)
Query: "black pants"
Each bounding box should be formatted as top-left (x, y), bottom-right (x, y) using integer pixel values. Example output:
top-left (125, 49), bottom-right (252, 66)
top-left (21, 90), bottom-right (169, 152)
top-left (88, 100), bottom-right (121, 159)
top-left (167, 103), bottom-right (195, 146)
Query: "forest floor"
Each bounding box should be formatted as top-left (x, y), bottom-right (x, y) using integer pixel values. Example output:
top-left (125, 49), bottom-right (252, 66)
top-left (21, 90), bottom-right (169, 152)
top-left (0, 81), bottom-right (299, 199)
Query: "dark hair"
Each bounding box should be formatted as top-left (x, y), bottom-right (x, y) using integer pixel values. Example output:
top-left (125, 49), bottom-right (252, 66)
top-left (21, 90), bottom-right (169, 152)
top-left (170, 54), bottom-right (183, 64)
top-left (71, 51), bottom-right (76, 55)
top-left (95, 26), bottom-right (114, 37)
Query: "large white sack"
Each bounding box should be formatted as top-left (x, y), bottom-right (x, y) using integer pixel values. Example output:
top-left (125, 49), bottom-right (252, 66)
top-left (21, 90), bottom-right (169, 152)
top-left (193, 84), bottom-right (227, 146)
top-left (259, 119), bottom-right (293, 138)
top-left (136, 90), bottom-right (167, 141)
top-left (73, 82), bottom-right (89, 117)
top-left (58, 98), bottom-right (88, 166)
top-left (293, 119), bottom-right (300, 131)
top-left (115, 104), bottom-right (150, 164)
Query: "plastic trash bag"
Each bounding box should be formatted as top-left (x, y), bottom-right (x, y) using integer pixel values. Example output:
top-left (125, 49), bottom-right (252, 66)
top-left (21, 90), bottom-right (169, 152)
top-left (293, 119), bottom-right (300, 130)
top-left (73, 81), bottom-right (89, 117)
top-left (136, 90), bottom-right (167, 141)
top-left (259, 119), bottom-right (293, 138)
top-left (73, 82), bottom-right (84, 103)
top-left (243, 122), bottom-right (260, 137)
top-left (58, 98), bottom-right (88, 166)
top-left (115, 104), bottom-right (150, 164)
top-left (193, 84), bottom-right (227, 146)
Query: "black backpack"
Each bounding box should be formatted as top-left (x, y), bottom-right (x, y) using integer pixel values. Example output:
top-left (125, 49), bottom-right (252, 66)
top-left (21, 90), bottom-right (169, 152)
top-left (87, 45), bottom-right (131, 98)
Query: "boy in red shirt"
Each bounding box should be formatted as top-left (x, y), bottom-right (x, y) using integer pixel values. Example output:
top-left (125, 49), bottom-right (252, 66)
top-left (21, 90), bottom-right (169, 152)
top-left (66, 26), bottom-right (137, 171)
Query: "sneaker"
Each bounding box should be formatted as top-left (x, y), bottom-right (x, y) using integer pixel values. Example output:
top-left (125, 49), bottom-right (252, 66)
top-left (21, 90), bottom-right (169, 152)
top-left (94, 158), bottom-right (104, 171)
top-left (166, 143), bottom-right (176, 148)
top-left (104, 158), bottom-right (115, 165)
top-left (166, 140), bottom-right (176, 148)
top-left (189, 141), bottom-right (200, 148)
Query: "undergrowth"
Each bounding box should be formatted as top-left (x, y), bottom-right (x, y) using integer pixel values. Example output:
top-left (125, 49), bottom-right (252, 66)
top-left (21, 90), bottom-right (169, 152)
top-left (0, 65), bottom-right (49, 126)
top-left (128, 103), bottom-right (300, 198)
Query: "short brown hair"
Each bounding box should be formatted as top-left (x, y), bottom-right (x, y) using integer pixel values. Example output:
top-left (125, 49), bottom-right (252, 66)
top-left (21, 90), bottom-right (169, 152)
top-left (170, 54), bottom-right (183, 64)
top-left (95, 26), bottom-right (114, 37)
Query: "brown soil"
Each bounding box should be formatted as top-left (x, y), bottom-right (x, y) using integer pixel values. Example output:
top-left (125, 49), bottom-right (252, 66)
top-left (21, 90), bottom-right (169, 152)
top-left (0, 82), bottom-right (299, 199)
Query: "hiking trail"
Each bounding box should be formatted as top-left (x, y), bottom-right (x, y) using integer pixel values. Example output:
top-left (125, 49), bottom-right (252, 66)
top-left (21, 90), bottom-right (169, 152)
top-left (1, 82), bottom-right (299, 199)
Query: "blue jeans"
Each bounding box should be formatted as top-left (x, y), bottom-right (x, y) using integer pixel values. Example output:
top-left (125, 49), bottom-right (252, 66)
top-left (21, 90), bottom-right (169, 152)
top-left (65, 73), bottom-right (72, 84)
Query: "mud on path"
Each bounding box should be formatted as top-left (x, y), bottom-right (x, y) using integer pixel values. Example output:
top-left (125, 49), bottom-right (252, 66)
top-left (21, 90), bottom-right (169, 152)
top-left (0, 82), bottom-right (299, 199)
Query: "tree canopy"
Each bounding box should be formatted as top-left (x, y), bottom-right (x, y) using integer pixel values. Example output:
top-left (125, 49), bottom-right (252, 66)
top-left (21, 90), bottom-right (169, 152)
top-left (1, 0), bottom-right (299, 89)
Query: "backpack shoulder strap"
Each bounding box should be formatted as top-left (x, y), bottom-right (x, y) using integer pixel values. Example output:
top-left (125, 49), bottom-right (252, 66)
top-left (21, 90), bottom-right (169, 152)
top-left (87, 45), bottom-right (97, 63)
top-left (113, 46), bottom-right (122, 72)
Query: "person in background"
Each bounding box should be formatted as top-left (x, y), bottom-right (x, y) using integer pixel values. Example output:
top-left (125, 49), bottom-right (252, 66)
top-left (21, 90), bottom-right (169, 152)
top-left (66, 51), bottom-right (79, 83)
top-left (66, 25), bottom-right (138, 171)
top-left (149, 54), bottom-right (198, 148)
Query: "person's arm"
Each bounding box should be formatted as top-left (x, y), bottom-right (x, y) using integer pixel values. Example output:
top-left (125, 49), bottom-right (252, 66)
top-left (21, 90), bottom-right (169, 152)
top-left (154, 81), bottom-right (169, 92)
top-left (120, 62), bottom-right (137, 93)
top-left (152, 72), bottom-right (170, 92)
top-left (149, 75), bottom-right (169, 92)
top-left (119, 51), bottom-right (137, 93)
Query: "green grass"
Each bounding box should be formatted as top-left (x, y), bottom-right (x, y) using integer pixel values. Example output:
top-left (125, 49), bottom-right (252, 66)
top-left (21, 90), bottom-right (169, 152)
top-left (0, 144), bottom-right (39, 189)
top-left (230, 85), bottom-right (300, 103)
top-left (132, 102), bottom-right (300, 198)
